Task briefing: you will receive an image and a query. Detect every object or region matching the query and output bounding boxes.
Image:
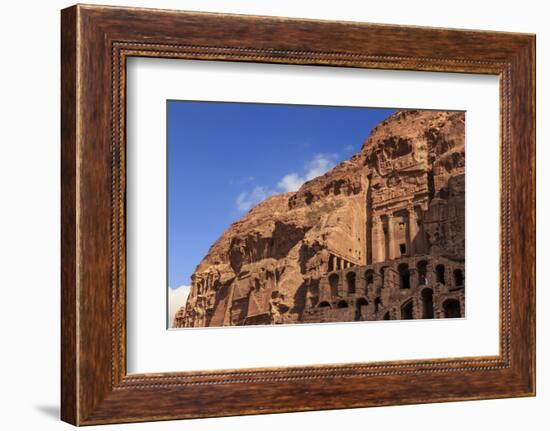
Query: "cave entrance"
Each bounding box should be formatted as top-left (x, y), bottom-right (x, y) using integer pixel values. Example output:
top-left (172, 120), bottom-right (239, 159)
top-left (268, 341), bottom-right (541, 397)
top-left (443, 299), bottom-right (461, 318)
top-left (346, 271), bottom-right (356, 294)
top-left (355, 298), bottom-right (368, 321)
top-left (421, 288), bottom-right (434, 319)
top-left (328, 273), bottom-right (339, 297)
top-left (401, 299), bottom-right (413, 320)
top-left (398, 263), bottom-right (411, 289)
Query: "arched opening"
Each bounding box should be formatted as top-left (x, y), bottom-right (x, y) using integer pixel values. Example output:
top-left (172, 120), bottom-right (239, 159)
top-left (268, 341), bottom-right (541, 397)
top-left (421, 288), bottom-right (434, 319)
top-left (443, 299), bottom-right (461, 318)
top-left (436, 264), bottom-right (446, 284)
top-left (365, 269), bottom-right (374, 295)
top-left (346, 271), bottom-right (356, 294)
top-left (328, 273), bottom-right (339, 297)
top-left (383, 312), bottom-right (390, 320)
top-left (355, 298), bottom-right (368, 321)
top-left (398, 263), bottom-right (410, 289)
top-left (417, 260), bottom-right (428, 285)
top-left (318, 301), bottom-right (331, 308)
top-left (453, 269), bottom-right (464, 287)
top-left (337, 300), bottom-right (349, 309)
top-left (374, 297), bottom-right (382, 313)
top-left (365, 270), bottom-right (374, 284)
top-left (401, 299), bottom-right (414, 320)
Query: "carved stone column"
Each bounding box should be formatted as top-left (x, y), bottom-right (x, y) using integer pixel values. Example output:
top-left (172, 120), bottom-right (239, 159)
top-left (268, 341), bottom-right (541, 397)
top-left (372, 219), bottom-right (384, 263)
top-left (387, 214), bottom-right (396, 260)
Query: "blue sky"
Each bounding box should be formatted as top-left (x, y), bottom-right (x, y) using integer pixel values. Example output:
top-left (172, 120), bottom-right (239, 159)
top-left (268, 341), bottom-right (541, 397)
top-left (168, 101), bottom-right (395, 289)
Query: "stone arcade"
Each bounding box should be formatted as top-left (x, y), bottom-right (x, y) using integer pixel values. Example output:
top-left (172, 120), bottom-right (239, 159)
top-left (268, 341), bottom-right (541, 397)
top-left (173, 110), bottom-right (465, 328)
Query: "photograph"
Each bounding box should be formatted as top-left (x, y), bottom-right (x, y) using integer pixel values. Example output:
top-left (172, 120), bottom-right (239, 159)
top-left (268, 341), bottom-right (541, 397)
top-left (168, 102), bottom-right (466, 328)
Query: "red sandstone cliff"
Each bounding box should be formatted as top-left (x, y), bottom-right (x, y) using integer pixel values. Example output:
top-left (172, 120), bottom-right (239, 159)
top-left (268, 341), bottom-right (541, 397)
top-left (173, 110), bottom-right (465, 327)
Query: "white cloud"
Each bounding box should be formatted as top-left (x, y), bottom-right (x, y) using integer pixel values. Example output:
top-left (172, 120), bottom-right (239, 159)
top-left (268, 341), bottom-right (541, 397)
top-left (305, 153), bottom-right (338, 180)
top-left (168, 285), bottom-right (190, 328)
top-left (235, 185), bottom-right (271, 212)
top-left (235, 153), bottom-right (339, 210)
top-left (277, 173), bottom-right (304, 193)
top-left (277, 153), bottom-right (339, 192)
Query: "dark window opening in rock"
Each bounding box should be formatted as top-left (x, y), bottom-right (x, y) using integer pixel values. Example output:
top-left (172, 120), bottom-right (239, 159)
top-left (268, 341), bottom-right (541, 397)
top-left (399, 243), bottom-right (407, 255)
top-left (357, 298), bottom-right (368, 307)
top-left (355, 298), bottom-right (368, 321)
top-left (365, 270), bottom-right (374, 284)
top-left (304, 191), bottom-right (313, 205)
top-left (398, 263), bottom-right (410, 289)
top-left (364, 269), bottom-right (374, 295)
top-left (318, 301), bottom-right (331, 308)
top-left (374, 297), bottom-right (382, 313)
top-left (337, 300), bottom-right (349, 309)
top-left (417, 260), bottom-right (428, 285)
top-left (329, 273), bottom-right (339, 297)
top-left (439, 187), bottom-right (448, 199)
top-left (421, 288), bottom-right (434, 319)
top-left (436, 264), bottom-right (446, 284)
top-left (279, 303), bottom-right (290, 313)
top-left (393, 138), bottom-right (412, 157)
top-left (443, 299), bottom-right (461, 318)
top-left (453, 269), bottom-right (464, 287)
top-left (401, 300), bottom-right (414, 320)
top-left (327, 256), bottom-right (334, 272)
top-left (383, 312), bottom-right (390, 320)
top-left (346, 271), bottom-right (356, 294)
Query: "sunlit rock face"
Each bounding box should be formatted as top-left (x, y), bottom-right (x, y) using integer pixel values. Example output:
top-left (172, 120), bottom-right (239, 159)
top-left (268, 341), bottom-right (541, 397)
top-left (173, 110), bottom-right (466, 328)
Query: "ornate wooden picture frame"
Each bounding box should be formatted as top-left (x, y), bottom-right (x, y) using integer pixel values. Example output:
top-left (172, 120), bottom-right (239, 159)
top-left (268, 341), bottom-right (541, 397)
top-left (61, 4), bottom-right (535, 425)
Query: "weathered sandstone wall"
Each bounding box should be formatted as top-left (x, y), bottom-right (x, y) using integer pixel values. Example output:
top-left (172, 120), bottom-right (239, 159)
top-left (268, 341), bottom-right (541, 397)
top-left (174, 110), bottom-right (465, 328)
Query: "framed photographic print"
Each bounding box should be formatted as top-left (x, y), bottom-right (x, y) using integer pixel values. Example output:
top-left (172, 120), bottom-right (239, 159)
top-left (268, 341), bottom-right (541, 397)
top-left (167, 102), bottom-right (466, 329)
top-left (61, 4), bottom-right (535, 425)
